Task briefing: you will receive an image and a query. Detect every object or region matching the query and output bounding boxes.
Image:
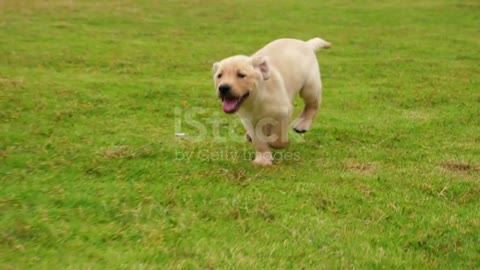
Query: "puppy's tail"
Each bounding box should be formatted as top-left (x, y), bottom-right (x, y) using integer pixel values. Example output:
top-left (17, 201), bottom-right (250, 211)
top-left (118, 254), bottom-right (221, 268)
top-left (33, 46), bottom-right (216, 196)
top-left (306, 37), bottom-right (331, 52)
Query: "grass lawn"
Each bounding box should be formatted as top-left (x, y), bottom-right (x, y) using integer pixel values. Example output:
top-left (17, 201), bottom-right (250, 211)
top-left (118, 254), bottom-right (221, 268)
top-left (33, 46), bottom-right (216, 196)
top-left (1, 0), bottom-right (479, 268)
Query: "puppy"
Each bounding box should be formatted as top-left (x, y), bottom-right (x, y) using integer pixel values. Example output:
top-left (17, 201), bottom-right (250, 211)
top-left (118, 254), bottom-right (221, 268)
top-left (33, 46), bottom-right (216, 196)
top-left (213, 37), bottom-right (331, 165)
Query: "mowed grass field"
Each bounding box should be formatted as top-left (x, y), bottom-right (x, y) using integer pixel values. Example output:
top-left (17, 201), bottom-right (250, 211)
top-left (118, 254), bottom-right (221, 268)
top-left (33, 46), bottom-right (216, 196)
top-left (1, 0), bottom-right (479, 268)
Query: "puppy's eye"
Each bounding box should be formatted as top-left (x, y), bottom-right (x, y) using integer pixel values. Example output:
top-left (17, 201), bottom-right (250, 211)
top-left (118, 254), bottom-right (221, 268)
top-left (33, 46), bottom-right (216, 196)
top-left (217, 73), bottom-right (223, 79)
top-left (237, 73), bottom-right (246, 78)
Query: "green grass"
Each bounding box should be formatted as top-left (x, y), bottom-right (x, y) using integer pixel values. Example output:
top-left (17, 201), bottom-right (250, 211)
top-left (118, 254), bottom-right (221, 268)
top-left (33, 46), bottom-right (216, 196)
top-left (1, 0), bottom-right (479, 268)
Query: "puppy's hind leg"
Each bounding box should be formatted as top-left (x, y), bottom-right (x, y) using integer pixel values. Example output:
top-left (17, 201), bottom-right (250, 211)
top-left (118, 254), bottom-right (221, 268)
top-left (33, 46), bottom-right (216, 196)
top-left (293, 76), bottom-right (322, 133)
top-left (245, 132), bottom-right (252, 142)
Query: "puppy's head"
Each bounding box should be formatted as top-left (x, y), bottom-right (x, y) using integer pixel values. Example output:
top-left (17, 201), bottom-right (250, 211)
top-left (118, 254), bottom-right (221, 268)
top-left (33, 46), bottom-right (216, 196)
top-left (212, 55), bottom-right (270, 113)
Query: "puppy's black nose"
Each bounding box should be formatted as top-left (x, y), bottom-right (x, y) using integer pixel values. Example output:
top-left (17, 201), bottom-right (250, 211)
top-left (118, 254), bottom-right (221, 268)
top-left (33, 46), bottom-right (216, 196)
top-left (218, 84), bottom-right (231, 95)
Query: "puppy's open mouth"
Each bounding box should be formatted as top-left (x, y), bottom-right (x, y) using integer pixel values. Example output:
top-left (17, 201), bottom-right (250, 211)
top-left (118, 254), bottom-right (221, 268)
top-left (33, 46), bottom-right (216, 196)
top-left (222, 93), bottom-right (249, 113)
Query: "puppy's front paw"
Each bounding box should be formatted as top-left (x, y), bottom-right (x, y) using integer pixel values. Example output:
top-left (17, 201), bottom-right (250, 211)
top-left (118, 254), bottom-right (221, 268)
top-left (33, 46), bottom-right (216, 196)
top-left (253, 152), bottom-right (273, 166)
top-left (253, 157), bottom-right (273, 166)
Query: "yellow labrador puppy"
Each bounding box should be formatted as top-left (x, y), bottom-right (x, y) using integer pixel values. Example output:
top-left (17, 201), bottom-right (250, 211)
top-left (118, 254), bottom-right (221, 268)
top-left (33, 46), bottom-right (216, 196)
top-left (213, 37), bottom-right (331, 165)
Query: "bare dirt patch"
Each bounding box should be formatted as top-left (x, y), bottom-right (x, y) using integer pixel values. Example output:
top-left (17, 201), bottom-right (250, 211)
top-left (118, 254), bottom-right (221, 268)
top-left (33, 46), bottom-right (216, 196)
top-left (440, 160), bottom-right (479, 174)
top-left (344, 160), bottom-right (378, 174)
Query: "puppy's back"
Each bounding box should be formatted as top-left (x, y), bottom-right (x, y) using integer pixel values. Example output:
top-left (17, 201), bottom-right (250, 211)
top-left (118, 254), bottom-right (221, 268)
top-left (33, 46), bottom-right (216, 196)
top-left (253, 38), bottom-right (322, 98)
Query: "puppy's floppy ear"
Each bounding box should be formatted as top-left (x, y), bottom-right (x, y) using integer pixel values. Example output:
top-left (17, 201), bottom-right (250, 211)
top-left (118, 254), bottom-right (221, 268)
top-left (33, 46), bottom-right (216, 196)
top-left (252, 56), bottom-right (270, 80)
top-left (212, 62), bottom-right (220, 73)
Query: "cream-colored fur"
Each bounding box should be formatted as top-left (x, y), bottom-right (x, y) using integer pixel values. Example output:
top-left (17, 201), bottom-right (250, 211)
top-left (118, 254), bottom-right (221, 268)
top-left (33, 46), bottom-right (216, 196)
top-left (213, 37), bottom-right (331, 165)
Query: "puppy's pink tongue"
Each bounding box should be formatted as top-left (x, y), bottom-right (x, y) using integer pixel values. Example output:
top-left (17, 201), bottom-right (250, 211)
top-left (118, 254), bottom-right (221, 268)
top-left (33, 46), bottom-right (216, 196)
top-left (222, 98), bottom-right (240, 113)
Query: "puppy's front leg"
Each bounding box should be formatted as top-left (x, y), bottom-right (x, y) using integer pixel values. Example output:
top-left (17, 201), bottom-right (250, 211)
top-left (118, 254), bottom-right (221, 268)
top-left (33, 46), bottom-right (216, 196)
top-left (252, 138), bottom-right (273, 166)
top-left (268, 116), bottom-right (290, 149)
